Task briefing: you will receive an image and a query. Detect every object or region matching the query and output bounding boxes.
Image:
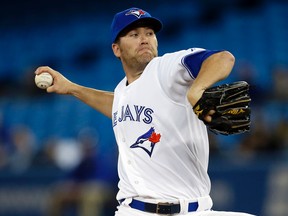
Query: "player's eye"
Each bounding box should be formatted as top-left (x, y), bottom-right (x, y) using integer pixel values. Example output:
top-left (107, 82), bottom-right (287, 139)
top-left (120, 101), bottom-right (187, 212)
top-left (147, 31), bottom-right (154, 36)
top-left (129, 33), bottom-right (138, 37)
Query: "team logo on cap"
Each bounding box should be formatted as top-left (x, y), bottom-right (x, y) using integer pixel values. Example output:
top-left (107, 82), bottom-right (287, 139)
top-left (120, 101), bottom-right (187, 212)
top-left (130, 127), bottom-right (161, 157)
top-left (125, 9), bottom-right (146, 18)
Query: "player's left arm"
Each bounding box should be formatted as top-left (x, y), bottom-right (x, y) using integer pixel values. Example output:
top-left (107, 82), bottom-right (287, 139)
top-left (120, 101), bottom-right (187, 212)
top-left (186, 51), bottom-right (235, 116)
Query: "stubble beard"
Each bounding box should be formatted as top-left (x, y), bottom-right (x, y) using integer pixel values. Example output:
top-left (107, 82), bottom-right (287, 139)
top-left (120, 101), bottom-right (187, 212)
top-left (125, 52), bottom-right (155, 72)
top-left (136, 46), bottom-right (159, 69)
top-left (120, 43), bottom-right (158, 72)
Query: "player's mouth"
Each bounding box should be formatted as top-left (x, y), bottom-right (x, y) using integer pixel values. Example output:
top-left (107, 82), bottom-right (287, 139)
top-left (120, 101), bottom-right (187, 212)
top-left (137, 46), bottom-right (154, 55)
top-left (138, 47), bottom-right (151, 52)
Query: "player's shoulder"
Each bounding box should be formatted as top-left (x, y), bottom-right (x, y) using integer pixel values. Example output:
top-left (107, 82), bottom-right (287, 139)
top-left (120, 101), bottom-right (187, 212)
top-left (150, 48), bottom-right (206, 65)
top-left (158, 48), bottom-right (207, 59)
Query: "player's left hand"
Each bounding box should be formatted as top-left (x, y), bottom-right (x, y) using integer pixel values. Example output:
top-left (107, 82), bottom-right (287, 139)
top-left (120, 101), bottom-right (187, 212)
top-left (203, 110), bottom-right (216, 123)
top-left (192, 81), bottom-right (251, 135)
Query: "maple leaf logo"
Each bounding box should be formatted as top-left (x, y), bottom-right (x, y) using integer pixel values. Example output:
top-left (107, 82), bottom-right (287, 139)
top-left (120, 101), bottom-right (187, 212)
top-left (148, 132), bottom-right (161, 143)
top-left (130, 127), bottom-right (161, 157)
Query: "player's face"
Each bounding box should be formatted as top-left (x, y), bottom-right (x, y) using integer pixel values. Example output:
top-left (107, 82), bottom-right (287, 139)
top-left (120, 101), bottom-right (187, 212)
top-left (112, 27), bottom-right (158, 71)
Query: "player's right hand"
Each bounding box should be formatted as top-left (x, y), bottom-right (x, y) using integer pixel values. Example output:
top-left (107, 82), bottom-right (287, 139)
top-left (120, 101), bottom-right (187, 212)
top-left (34, 66), bottom-right (75, 95)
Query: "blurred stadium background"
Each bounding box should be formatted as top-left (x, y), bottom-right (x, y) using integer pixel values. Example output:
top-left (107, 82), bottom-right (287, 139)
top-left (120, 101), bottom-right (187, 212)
top-left (0, 0), bottom-right (288, 215)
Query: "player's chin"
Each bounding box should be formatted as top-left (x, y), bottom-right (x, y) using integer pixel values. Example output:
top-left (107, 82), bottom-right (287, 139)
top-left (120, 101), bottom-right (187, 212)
top-left (139, 52), bottom-right (155, 63)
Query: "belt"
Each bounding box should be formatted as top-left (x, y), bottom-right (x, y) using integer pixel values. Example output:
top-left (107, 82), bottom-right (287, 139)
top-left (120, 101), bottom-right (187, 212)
top-left (126, 199), bottom-right (199, 214)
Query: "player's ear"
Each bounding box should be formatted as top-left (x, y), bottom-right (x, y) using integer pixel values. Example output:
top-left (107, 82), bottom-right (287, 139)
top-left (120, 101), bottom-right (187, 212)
top-left (112, 43), bottom-right (121, 58)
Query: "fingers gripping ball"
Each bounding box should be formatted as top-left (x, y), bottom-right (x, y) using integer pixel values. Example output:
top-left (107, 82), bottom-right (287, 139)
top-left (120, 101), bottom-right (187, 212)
top-left (193, 81), bottom-right (251, 135)
top-left (35, 72), bottom-right (53, 89)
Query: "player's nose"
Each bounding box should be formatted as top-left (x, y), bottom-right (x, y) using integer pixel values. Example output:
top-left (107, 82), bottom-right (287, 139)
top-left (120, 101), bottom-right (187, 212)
top-left (139, 34), bottom-right (149, 44)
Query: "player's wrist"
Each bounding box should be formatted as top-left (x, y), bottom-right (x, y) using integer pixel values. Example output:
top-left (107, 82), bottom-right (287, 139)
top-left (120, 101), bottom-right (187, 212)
top-left (67, 82), bottom-right (82, 96)
top-left (187, 88), bottom-right (205, 107)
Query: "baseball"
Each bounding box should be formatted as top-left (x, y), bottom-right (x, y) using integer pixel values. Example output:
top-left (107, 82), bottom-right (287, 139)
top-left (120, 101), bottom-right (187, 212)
top-left (35, 72), bottom-right (53, 89)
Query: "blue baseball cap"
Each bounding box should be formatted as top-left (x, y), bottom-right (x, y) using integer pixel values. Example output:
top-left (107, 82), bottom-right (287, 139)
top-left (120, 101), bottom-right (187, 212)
top-left (111, 7), bottom-right (163, 43)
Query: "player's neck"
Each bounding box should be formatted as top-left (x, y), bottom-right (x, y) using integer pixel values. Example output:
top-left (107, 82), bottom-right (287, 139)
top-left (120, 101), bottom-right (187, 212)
top-left (125, 70), bottom-right (143, 85)
top-left (122, 64), bottom-right (145, 85)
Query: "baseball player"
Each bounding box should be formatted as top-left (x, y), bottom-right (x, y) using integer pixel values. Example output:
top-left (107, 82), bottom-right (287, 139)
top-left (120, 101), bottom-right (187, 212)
top-left (35, 7), bottom-right (255, 216)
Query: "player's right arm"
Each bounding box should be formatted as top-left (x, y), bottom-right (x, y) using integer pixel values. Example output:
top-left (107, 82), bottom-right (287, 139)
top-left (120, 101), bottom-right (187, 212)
top-left (35, 66), bottom-right (114, 119)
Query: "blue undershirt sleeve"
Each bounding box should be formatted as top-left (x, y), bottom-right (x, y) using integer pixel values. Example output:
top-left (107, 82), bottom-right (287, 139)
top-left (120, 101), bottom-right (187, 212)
top-left (181, 49), bottom-right (223, 79)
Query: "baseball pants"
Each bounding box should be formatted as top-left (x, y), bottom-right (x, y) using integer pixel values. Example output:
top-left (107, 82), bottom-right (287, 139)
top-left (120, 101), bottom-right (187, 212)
top-left (115, 205), bottom-right (256, 216)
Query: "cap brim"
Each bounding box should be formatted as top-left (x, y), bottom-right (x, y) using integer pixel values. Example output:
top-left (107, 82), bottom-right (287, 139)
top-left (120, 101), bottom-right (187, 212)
top-left (116, 17), bottom-right (162, 40)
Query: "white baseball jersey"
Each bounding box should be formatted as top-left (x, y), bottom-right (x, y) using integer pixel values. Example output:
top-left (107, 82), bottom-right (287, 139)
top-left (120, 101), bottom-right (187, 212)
top-left (112, 48), bottom-right (212, 203)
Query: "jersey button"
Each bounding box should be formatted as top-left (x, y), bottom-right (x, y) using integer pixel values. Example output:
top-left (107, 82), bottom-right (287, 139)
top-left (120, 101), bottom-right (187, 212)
top-left (122, 137), bottom-right (126, 142)
top-left (127, 160), bottom-right (132, 165)
top-left (134, 180), bottom-right (139, 184)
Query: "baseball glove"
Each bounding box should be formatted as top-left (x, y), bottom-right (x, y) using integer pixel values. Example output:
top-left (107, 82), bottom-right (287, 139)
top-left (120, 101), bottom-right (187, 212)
top-left (193, 81), bottom-right (251, 135)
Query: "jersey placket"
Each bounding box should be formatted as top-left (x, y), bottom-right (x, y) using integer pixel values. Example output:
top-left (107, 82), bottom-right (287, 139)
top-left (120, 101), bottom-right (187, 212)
top-left (116, 87), bottom-right (146, 194)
